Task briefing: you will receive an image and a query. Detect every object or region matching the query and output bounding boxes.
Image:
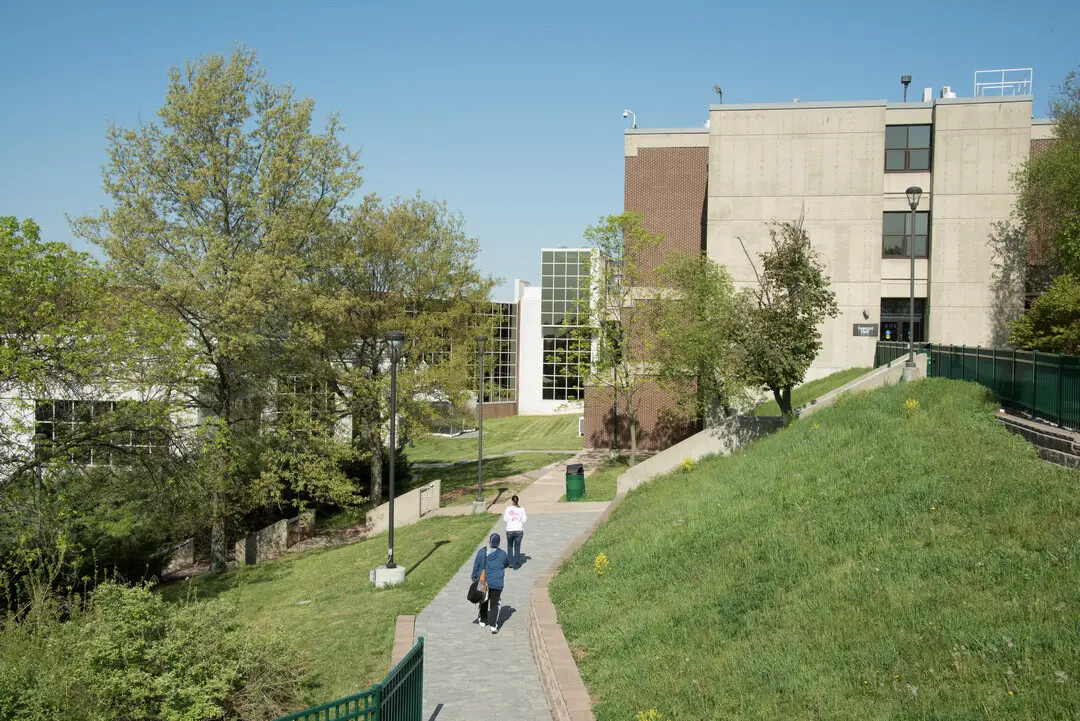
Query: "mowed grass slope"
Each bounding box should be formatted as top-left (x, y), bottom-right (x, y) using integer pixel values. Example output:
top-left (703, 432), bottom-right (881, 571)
top-left (408, 414), bottom-right (582, 463)
top-left (753, 366), bottom-right (871, 416)
top-left (550, 379), bottom-right (1080, 720)
top-left (163, 514), bottom-right (494, 705)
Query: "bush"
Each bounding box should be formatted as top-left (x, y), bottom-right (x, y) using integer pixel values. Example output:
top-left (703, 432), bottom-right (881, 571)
top-left (0, 582), bottom-right (308, 721)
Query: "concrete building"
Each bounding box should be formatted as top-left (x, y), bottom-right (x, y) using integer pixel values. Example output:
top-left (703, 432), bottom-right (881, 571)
top-left (585, 80), bottom-right (1055, 449)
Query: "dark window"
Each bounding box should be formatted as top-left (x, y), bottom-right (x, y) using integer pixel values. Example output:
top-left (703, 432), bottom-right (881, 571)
top-left (879, 297), bottom-right (927, 343)
top-left (885, 124), bottom-right (931, 172)
top-left (34, 399), bottom-right (166, 466)
top-left (882, 211), bottom-right (930, 258)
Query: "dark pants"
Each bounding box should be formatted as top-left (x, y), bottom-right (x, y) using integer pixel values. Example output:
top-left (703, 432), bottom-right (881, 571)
top-left (506, 531), bottom-right (523, 566)
top-left (478, 587), bottom-right (502, 628)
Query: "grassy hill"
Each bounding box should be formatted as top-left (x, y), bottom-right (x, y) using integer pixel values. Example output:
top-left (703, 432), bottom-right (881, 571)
top-left (164, 514), bottom-right (494, 704)
top-left (550, 379), bottom-right (1080, 720)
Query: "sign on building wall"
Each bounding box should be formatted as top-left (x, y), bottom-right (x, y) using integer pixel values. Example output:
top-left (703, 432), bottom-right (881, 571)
top-left (853, 323), bottom-right (879, 337)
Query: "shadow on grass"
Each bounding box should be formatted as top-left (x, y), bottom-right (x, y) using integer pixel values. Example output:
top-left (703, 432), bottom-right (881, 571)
top-left (405, 540), bottom-right (451, 577)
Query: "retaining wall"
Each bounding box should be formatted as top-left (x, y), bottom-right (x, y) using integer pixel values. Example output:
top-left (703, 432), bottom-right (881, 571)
top-left (366, 480), bottom-right (442, 535)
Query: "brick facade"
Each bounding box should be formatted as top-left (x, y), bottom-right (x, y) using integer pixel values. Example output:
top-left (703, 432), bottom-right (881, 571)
top-left (583, 144), bottom-right (709, 451)
top-left (624, 146), bottom-right (709, 282)
top-left (583, 381), bottom-right (699, 452)
top-left (480, 401), bottom-right (517, 421)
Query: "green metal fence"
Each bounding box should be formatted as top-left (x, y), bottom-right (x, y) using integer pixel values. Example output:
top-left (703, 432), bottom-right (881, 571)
top-left (874, 341), bottom-right (931, 368)
top-left (928, 345), bottom-right (1080, 430)
top-left (874, 342), bottom-right (1080, 431)
top-left (274, 638), bottom-right (423, 721)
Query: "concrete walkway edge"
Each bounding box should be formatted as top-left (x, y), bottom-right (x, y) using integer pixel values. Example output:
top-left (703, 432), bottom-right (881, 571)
top-left (528, 491), bottom-right (625, 721)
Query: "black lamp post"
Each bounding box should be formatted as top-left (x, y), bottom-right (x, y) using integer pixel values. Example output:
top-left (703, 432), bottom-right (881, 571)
top-left (475, 335), bottom-right (487, 504)
top-left (385, 330), bottom-right (405, 569)
top-left (905, 186), bottom-right (923, 368)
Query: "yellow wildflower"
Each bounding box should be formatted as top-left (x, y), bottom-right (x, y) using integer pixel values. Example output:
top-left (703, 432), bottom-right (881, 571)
top-left (594, 552), bottom-right (610, 576)
top-left (635, 711), bottom-right (667, 721)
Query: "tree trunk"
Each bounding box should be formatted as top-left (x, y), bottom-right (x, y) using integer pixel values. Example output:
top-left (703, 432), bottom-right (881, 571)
top-left (369, 432), bottom-right (384, 505)
top-left (629, 417), bottom-right (637, 467)
top-left (774, 386), bottom-right (794, 424)
top-left (611, 385), bottom-right (618, 459)
top-left (210, 514), bottom-right (227, 574)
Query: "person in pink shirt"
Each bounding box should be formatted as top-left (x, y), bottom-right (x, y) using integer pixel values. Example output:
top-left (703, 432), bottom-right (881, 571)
top-left (502, 495), bottom-right (527, 569)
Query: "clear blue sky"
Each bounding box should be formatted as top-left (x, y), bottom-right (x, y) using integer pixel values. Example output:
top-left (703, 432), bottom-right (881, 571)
top-left (2, 0), bottom-right (1076, 300)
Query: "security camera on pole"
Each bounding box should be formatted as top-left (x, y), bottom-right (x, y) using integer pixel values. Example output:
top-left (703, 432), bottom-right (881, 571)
top-left (373, 330), bottom-right (407, 589)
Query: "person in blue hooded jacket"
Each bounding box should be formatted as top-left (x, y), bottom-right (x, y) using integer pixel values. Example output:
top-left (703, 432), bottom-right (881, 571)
top-left (471, 533), bottom-right (509, 633)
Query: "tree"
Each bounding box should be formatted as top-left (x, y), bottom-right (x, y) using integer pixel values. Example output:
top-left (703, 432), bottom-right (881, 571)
top-left (646, 252), bottom-right (754, 421)
top-left (1008, 274), bottom-right (1080, 353)
top-left (0, 217), bottom-right (188, 594)
top-left (568, 212), bottom-right (662, 466)
top-left (73, 47), bottom-right (364, 572)
top-left (314, 193), bottom-right (495, 505)
top-left (1007, 67), bottom-right (1080, 351)
top-left (1014, 68), bottom-right (1080, 273)
top-left (740, 217), bottom-right (838, 421)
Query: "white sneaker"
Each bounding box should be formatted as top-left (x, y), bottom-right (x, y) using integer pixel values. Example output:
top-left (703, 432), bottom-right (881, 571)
top-left (479, 623), bottom-right (488, 631)
top-left (491, 626), bottom-right (498, 634)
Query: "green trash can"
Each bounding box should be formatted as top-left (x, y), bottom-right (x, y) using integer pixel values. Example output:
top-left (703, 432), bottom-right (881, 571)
top-left (565, 463), bottom-right (585, 501)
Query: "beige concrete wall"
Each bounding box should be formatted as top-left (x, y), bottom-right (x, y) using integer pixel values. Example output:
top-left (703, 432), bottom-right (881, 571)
top-left (707, 102), bottom-right (888, 375)
top-left (704, 97), bottom-right (1033, 375)
top-left (366, 479), bottom-right (441, 535)
top-left (624, 129), bottom-right (709, 157)
top-left (929, 98), bottom-right (1032, 346)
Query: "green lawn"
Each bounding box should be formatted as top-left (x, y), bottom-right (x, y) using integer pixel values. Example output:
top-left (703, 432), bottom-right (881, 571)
top-left (752, 366), bottom-right (871, 416)
top-left (560, 459), bottom-right (627, 502)
top-left (413, 452), bottom-right (572, 505)
top-left (408, 414), bottom-right (582, 463)
top-left (550, 379), bottom-right (1080, 720)
top-left (162, 514), bottom-right (494, 705)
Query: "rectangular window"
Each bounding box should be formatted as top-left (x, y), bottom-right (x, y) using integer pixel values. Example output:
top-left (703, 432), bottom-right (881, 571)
top-left (34, 399), bottom-right (166, 466)
top-left (882, 211), bottom-right (930, 258)
top-left (885, 124), bottom-right (931, 171)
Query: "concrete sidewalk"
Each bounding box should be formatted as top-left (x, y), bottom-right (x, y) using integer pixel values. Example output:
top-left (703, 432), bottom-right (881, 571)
top-left (413, 512), bottom-right (601, 721)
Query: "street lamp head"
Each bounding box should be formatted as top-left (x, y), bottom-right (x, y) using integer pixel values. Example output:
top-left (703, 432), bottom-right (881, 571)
top-left (906, 186), bottom-right (923, 210)
top-left (475, 334), bottom-right (487, 351)
top-left (385, 330), bottom-right (405, 356)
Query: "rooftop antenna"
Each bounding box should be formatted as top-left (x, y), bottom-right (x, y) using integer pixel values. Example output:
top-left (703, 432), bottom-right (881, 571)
top-left (901, 74), bottom-right (912, 101)
top-left (622, 109), bottom-right (637, 129)
top-left (713, 85), bottom-right (722, 103)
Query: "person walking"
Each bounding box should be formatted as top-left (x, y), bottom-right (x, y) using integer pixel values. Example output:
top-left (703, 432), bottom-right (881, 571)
top-left (502, 495), bottom-right (527, 569)
top-left (471, 533), bottom-right (508, 634)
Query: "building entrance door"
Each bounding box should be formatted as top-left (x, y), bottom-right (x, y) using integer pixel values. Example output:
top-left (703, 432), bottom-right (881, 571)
top-left (880, 299), bottom-right (926, 343)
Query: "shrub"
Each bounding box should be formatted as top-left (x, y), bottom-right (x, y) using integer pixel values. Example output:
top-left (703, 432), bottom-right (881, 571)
top-left (0, 582), bottom-right (308, 721)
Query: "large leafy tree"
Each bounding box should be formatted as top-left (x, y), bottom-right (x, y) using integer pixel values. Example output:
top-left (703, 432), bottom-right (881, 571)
top-left (0, 216), bottom-right (188, 592)
top-left (1007, 68), bottom-right (1080, 351)
top-left (315, 193), bottom-right (495, 506)
top-left (646, 252), bottom-right (753, 421)
top-left (73, 47), bottom-right (363, 572)
top-left (740, 217), bottom-right (838, 420)
top-left (1015, 68), bottom-right (1080, 274)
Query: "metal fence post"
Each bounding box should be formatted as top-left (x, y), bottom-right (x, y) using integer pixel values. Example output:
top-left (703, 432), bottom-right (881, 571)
top-left (1059, 353), bottom-right (1065, 426)
top-left (372, 683), bottom-right (382, 721)
top-left (976, 345), bottom-right (981, 384)
top-left (1032, 351), bottom-right (1038, 418)
top-left (1012, 347), bottom-right (1016, 404)
top-left (992, 346), bottom-right (997, 395)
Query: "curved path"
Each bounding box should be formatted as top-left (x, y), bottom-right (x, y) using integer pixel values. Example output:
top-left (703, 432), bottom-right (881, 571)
top-left (413, 451), bottom-right (610, 721)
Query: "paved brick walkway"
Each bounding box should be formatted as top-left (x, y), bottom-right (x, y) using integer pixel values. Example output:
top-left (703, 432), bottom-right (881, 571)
top-left (414, 511), bottom-right (600, 721)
